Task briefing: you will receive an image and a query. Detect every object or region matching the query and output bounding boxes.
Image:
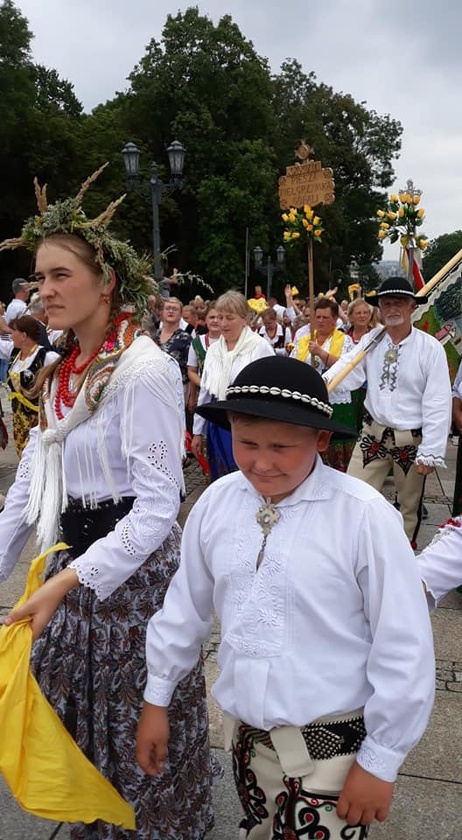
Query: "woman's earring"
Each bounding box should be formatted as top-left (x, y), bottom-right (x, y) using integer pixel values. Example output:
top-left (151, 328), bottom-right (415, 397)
top-left (101, 294), bottom-right (110, 305)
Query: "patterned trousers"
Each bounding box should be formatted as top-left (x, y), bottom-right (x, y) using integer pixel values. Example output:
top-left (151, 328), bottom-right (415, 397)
top-left (347, 414), bottom-right (425, 543)
top-left (231, 715), bottom-right (369, 840)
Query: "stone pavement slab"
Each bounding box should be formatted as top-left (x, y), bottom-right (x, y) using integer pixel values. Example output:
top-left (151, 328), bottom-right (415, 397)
top-left (402, 692), bottom-right (462, 782)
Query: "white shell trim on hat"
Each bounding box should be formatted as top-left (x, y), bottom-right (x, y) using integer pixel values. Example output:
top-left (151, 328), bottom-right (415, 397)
top-left (377, 288), bottom-right (415, 297)
top-left (225, 384), bottom-right (333, 418)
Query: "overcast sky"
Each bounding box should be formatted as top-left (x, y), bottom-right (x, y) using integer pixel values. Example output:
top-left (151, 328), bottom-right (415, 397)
top-left (15, 0), bottom-right (462, 261)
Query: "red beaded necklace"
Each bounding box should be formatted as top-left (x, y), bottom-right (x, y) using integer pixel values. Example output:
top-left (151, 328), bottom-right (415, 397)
top-left (54, 343), bottom-right (101, 420)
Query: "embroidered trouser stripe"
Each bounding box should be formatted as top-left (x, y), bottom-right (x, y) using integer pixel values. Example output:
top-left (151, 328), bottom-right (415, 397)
top-left (347, 425), bottom-right (425, 541)
top-left (232, 724), bottom-right (369, 840)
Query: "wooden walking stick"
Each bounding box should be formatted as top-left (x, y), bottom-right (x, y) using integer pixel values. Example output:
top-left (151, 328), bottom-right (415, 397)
top-left (308, 238), bottom-right (316, 367)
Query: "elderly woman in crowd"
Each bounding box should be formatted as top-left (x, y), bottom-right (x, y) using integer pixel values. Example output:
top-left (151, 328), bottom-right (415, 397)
top-left (191, 290), bottom-right (274, 480)
top-left (154, 296), bottom-right (191, 406)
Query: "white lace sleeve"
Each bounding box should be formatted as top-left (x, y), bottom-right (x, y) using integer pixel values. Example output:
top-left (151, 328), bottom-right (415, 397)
top-left (69, 367), bottom-right (184, 600)
top-left (0, 427), bottom-right (37, 582)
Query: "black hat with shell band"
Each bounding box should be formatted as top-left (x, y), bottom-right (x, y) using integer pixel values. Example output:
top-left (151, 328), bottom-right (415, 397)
top-left (365, 276), bottom-right (428, 306)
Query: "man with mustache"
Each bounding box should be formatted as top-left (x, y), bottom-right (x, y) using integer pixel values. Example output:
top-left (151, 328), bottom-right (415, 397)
top-left (324, 277), bottom-right (451, 547)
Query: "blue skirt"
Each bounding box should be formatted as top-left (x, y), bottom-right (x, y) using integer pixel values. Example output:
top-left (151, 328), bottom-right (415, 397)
top-left (207, 421), bottom-right (238, 482)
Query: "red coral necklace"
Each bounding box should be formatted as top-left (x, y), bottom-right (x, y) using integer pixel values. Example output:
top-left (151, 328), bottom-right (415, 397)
top-left (54, 344), bottom-right (101, 420)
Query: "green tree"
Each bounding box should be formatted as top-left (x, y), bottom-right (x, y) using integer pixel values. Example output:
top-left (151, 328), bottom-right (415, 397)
top-left (33, 65), bottom-right (82, 117)
top-left (422, 230), bottom-right (462, 280)
top-left (271, 60), bottom-right (403, 288)
top-left (0, 1), bottom-right (86, 290)
top-left (118, 8), bottom-right (277, 289)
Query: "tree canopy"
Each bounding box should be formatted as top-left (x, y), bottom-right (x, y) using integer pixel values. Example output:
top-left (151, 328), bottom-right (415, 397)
top-left (0, 2), bottom-right (403, 301)
top-left (422, 230), bottom-right (462, 280)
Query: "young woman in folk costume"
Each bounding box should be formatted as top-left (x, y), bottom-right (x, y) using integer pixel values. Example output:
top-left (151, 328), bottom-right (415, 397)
top-left (187, 301), bottom-right (221, 411)
top-left (1, 314), bottom-right (60, 456)
top-left (0, 167), bottom-right (214, 840)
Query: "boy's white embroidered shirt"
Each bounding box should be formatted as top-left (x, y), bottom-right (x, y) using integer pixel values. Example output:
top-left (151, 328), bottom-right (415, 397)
top-left (145, 457), bottom-right (435, 782)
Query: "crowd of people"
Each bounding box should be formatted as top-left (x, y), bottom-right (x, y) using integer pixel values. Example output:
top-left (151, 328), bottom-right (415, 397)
top-left (0, 170), bottom-right (460, 840)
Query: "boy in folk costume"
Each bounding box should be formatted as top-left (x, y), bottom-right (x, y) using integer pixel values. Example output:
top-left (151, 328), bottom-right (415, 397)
top-left (137, 356), bottom-right (435, 839)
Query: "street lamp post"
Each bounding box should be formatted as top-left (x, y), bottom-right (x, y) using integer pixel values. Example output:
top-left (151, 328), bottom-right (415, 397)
top-left (121, 140), bottom-right (186, 294)
top-left (252, 245), bottom-right (285, 299)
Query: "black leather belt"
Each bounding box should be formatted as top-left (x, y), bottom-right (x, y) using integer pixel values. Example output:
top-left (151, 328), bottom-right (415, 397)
top-left (60, 496), bottom-right (135, 555)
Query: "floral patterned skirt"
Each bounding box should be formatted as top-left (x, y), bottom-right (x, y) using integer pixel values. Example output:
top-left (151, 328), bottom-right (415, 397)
top-left (31, 525), bottom-right (214, 840)
top-left (12, 401), bottom-right (38, 457)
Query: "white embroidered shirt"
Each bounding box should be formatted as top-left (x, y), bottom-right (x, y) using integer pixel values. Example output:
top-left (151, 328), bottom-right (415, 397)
top-left (144, 458), bottom-right (435, 783)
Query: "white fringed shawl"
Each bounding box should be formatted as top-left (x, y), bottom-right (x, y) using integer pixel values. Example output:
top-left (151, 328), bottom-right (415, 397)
top-left (25, 337), bottom-right (182, 550)
top-left (202, 326), bottom-right (268, 401)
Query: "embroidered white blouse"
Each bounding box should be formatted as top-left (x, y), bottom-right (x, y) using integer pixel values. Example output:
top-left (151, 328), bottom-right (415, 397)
top-left (0, 338), bottom-right (184, 600)
top-left (418, 517), bottom-right (462, 609)
top-left (323, 326), bottom-right (452, 466)
top-left (144, 457), bottom-right (435, 782)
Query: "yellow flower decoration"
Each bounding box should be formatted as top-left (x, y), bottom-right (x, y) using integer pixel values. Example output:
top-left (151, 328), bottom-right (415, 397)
top-left (282, 206), bottom-right (324, 246)
top-left (377, 184), bottom-right (427, 252)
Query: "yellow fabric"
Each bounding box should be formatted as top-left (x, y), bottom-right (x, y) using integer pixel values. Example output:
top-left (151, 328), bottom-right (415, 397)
top-left (0, 544), bottom-right (136, 829)
top-left (247, 297), bottom-right (268, 313)
top-left (296, 328), bottom-right (346, 362)
top-left (8, 389), bottom-right (39, 412)
top-left (348, 283), bottom-right (361, 300)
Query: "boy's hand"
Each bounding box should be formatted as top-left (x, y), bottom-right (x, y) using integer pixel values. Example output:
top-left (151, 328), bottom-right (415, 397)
top-left (136, 702), bottom-right (170, 776)
top-left (337, 761), bottom-right (394, 826)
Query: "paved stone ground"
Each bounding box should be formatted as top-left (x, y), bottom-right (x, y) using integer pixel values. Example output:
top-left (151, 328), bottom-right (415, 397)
top-left (0, 386), bottom-right (461, 839)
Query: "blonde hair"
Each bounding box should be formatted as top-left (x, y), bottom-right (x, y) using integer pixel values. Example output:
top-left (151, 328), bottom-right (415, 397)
top-left (163, 296), bottom-right (183, 311)
top-left (216, 290), bottom-right (249, 319)
top-left (347, 297), bottom-right (372, 318)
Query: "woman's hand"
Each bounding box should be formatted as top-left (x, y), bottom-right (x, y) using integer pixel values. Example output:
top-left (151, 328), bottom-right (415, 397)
top-left (3, 568), bottom-right (79, 641)
top-left (191, 434), bottom-right (204, 459)
top-left (136, 702), bottom-right (170, 776)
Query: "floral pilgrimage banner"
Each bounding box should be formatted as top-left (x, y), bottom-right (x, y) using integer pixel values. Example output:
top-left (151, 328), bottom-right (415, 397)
top-left (413, 256), bottom-right (462, 382)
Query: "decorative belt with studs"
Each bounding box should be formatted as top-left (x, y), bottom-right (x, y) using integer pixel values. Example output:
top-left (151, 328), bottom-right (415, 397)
top-left (244, 715), bottom-right (367, 762)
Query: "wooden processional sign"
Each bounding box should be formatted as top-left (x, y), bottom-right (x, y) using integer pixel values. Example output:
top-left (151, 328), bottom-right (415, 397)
top-left (278, 142), bottom-right (335, 366)
top-left (278, 142), bottom-right (335, 210)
